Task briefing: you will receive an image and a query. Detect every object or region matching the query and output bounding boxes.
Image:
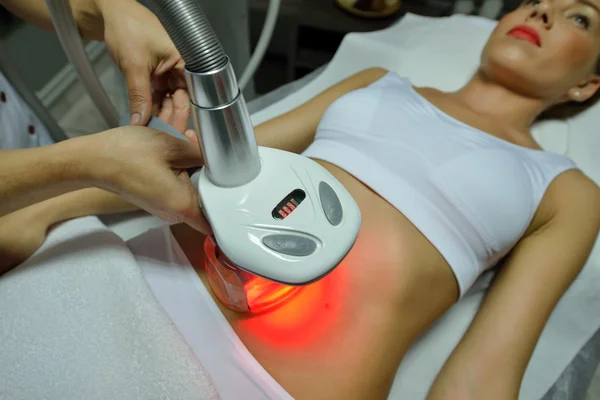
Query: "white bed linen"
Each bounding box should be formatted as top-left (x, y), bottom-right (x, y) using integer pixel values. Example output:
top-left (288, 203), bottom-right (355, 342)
top-left (0, 217), bottom-right (219, 400)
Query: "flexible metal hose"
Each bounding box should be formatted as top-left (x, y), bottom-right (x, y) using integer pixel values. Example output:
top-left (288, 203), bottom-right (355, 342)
top-left (46, 0), bottom-right (120, 128)
top-left (140, 0), bottom-right (228, 74)
top-left (141, 0), bottom-right (262, 187)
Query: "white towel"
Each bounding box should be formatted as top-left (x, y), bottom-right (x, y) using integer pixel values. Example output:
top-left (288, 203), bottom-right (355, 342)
top-left (0, 216), bottom-right (220, 400)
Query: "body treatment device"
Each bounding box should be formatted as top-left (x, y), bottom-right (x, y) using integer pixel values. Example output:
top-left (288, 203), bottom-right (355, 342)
top-left (141, 0), bottom-right (361, 313)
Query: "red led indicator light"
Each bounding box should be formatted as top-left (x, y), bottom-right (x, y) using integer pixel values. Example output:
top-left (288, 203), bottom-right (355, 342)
top-left (272, 189), bottom-right (306, 220)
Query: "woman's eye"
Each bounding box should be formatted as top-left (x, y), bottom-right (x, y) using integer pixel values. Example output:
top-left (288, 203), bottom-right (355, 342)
top-left (523, 0), bottom-right (541, 7)
top-left (573, 14), bottom-right (590, 28)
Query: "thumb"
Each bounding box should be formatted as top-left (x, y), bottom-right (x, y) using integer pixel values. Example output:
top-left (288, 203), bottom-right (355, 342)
top-left (166, 136), bottom-right (204, 169)
top-left (184, 203), bottom-right (213, 235)
top-left (178, 174), bottom-right (213, 235)
top-left (184, 129), bottom-right (198, 144)
top-left (124, 66), bottom-right (153, 126)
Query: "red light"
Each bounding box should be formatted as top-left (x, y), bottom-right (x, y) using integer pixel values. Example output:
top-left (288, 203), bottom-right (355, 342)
top-left (245, 277), bottom-right (300, 313)
top-left (240, 262), bottom-right (348, 350)
top-left (204, 237), bottom-right (302, 313)
top-left (287, 202), bottom-right (296, 210)
top-left (278, 210), bottom-right (287, 218)
top-left (283, 206), bottom-right (291, 214)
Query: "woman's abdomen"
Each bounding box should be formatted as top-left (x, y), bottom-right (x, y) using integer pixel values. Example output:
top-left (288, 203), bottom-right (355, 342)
top-left (176, 159), bottom-right (459, 400)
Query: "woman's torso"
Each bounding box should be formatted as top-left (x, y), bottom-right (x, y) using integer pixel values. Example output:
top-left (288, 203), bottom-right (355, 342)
top-left (173, 72), bottom-right (577, 400)
top-left (175, 169), bottom-right (459, 399)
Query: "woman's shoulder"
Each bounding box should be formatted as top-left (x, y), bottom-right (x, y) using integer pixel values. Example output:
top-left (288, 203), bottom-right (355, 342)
top-left (521, 169), bottom-right (600, 243)
top-left (552, 169), bottom-right (598, 196)
top-left (544, 169), bottom-right (600, 221)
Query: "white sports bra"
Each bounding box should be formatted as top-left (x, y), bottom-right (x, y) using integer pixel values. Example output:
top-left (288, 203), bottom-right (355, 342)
top-left (302, 72), bottom-right (577, 296)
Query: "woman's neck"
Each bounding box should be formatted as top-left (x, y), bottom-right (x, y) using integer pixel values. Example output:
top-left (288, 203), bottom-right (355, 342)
top-left (450, 71), bottom-right (549, 134)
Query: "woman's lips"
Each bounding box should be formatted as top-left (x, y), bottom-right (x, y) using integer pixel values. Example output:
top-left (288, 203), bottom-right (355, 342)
top-left (507, 25), bottom-right (542, 47)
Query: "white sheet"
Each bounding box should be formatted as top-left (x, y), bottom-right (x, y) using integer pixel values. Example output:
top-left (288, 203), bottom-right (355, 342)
top-left (0, 217), bottom-right (219, 400)
top-left (251, 14), bottom-right (600, 400)
top-left (129, 225), bottom-right (294, 400)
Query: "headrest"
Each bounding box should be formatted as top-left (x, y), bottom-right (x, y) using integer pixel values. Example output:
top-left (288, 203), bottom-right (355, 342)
top-left (252, 13), bottom-right (600, 185)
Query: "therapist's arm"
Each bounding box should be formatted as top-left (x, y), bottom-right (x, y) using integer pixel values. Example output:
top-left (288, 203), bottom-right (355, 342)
top-left (0, 125), bottom-right (209, 233)
top-left (426, 171), bottom-right (600, 400)
top-left (0, 0), bottom-right (188, 126)
top-left (0, 139), bottom-right (94, 217)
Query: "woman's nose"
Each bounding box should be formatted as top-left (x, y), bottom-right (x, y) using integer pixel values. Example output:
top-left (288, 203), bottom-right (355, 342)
top-left (528, 0), bottom-right (554, 29)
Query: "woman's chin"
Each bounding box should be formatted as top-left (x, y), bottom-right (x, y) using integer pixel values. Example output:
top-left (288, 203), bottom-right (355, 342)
top-left (479, 58), bottom-right (546, 98)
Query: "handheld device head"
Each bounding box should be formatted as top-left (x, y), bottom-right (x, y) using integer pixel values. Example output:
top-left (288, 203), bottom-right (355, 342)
top-left (141, 0), bottom-right (361, 313)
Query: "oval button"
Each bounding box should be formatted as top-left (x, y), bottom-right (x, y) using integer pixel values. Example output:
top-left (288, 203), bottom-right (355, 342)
top-left (263, 234), bottom-right (317, 257)
top-left (319, 182), bottom-right (343, 226)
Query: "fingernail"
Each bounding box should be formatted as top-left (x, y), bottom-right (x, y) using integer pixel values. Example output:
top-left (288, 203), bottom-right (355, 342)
top-left (130, 113), bottom-right (141, 125)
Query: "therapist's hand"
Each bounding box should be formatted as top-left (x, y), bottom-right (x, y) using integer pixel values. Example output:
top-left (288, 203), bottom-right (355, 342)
top-left (94, 0), bottom-right (190, 127)
top-left (83, 126), bottom-right (210, 234)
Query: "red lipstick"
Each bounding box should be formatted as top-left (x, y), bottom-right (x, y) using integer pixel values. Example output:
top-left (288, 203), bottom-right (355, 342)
top-left (507, 25), bottom-right (541, 47)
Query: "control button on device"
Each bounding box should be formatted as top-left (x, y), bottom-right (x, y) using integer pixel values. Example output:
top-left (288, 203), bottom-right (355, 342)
top-left (319, 181), bottom-right (343, 226)
top-left (263, 235), bottom-right (317, 257)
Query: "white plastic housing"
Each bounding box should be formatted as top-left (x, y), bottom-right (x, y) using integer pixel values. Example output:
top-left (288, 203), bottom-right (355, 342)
top-left (197, 146), bottom-right (361, 285)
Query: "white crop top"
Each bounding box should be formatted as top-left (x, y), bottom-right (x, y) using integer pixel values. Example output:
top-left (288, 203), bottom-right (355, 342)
top-left (302, 72), bottom-right (577, 296)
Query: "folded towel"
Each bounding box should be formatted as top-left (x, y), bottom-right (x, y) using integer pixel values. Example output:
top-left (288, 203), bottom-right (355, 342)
top-left (0, 216), bottom-right (219, 400)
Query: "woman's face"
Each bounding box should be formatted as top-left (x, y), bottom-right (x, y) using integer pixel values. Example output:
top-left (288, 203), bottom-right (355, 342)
top-left (481, 0), bottom-right (600, 101)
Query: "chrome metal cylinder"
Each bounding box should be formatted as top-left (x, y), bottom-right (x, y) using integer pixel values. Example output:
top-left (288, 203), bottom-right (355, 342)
top-left (191, 91), bottom-right (261, 187)
top-left (141, 0), bottom-right (261, 187)
top-left (142, 0), bottom-right (261, 187)
top-left (185, 57), bottom-right (238, 108)
top-left (186, 56), bottom-right (260, 186)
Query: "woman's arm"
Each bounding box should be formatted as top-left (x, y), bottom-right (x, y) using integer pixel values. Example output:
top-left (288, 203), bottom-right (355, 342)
top-left (41, 187), bottom-right (139, 221)
top-left (253, 67), bottom-right (389, 154)
top-left (427, 171), bottom-right (600, 400)
top-left (0, 187), bottom-right (137, 273)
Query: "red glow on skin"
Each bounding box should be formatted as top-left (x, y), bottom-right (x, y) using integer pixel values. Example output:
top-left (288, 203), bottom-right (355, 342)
top-left (239, 264), bottom-right (348, 349)
top-left (245, 277), bottom-right (301, 313)
top-left (201, 233), bottom-right (377, 351)
top-left (234, 231), bottom-right (380, 351)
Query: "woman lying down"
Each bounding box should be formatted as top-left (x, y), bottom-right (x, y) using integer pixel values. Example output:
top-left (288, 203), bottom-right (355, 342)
top-left (2, 2), bottom-right (600, 399)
